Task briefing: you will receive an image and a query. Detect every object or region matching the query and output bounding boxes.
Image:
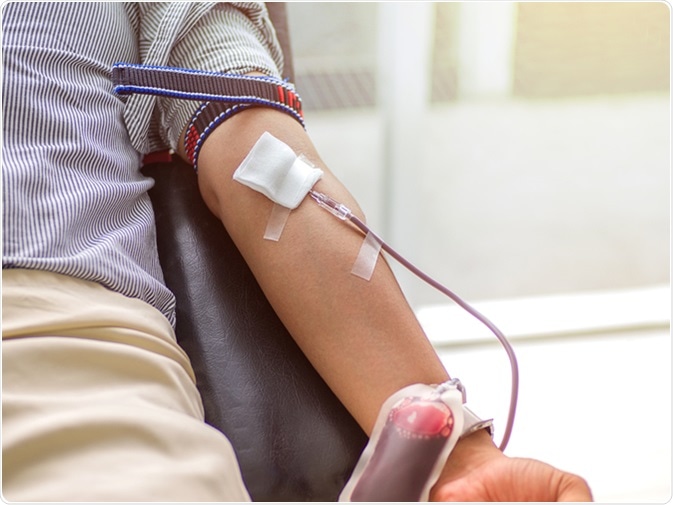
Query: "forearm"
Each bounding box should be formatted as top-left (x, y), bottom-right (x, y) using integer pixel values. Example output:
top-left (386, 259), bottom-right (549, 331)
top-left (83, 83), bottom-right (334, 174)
top-left (186, 107), bottom-right (448, 434)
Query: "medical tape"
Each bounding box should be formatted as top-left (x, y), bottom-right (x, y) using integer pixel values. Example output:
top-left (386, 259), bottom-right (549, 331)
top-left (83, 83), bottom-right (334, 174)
top-left (350, 231), bottom-right (383, 281)
top-left (263, 204), bottom-right (292, 241)
top-left (233, 132), bottom-right (323, 240)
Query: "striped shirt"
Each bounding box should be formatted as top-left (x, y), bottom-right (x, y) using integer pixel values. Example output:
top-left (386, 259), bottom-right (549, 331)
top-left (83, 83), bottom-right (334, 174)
top-left (2, 2), bottom-right (284, 327)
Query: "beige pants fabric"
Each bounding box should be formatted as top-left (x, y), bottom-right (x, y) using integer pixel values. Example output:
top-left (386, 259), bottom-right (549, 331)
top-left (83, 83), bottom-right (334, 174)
top-left (1, 269), bottom-right (251, 502)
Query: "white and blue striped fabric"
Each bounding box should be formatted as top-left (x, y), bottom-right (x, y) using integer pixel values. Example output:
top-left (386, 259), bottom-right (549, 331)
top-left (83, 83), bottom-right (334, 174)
top-left (2, 2), bottom-right (283, 327)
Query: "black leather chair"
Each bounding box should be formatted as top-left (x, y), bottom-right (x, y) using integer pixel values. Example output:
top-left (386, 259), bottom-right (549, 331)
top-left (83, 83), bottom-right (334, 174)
top-left (141, 3), bottom-right (368, 501)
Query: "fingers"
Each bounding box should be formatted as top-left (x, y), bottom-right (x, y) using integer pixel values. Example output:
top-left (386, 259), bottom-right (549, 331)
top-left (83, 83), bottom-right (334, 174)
top-left (430, 457), bottom-right (593, 502)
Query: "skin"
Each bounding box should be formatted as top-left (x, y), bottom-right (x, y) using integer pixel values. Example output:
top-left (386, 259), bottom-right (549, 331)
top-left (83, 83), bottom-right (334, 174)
top-left (179, 106), bottom-right (593, 502)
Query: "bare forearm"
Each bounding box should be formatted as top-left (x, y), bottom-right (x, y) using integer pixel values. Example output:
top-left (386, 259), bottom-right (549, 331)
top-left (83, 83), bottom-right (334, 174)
top-left (189, 108), bottom-right (448, 434)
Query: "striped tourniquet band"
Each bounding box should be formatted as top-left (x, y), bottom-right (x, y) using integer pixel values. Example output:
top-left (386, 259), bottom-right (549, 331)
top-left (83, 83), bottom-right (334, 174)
top-left (112, 63), bottom-right (304, 168)
top-left (183, 102), bottom-right (251, 169)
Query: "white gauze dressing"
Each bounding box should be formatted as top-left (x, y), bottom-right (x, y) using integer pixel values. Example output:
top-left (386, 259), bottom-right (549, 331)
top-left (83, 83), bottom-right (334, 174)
top-left (233, 132), bottom-right (323, 210)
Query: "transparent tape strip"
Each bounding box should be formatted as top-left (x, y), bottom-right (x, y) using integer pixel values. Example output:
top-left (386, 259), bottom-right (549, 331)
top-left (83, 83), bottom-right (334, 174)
top-left (351, 232), bottom-right (383, 281)
top-left (263, 203), bottom-right (292, 242)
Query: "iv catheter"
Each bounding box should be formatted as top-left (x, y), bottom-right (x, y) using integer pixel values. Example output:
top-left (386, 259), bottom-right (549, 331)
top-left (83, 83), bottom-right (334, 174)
top-left (309, 189), bottom-right (519, 452)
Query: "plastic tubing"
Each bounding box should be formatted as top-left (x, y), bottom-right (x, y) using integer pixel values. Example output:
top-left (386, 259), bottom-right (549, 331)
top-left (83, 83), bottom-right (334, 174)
top-left (308, 190), bottom-right (518, 451)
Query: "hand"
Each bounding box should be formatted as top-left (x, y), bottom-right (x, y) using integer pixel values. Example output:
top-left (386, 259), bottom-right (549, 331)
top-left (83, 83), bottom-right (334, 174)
top-left (430, 430), bottom-right (593, 502)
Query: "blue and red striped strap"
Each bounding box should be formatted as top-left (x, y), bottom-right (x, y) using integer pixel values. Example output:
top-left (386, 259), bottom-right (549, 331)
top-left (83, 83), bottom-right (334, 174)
top-left (112, 63), bottom-right (304, 169)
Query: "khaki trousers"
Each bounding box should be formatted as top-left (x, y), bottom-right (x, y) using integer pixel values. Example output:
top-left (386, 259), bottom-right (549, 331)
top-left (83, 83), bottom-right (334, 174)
top-left (1, 269), bottom-right (251, 502)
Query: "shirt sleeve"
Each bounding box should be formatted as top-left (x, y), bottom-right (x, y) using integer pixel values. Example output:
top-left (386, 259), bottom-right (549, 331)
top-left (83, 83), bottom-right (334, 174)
top-left (124, 2), bottom-right (284, 155)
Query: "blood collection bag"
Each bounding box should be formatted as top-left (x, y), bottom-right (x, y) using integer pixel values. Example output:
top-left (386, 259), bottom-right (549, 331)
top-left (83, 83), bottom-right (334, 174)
top-left (339, 381), bottom-right (465, 502)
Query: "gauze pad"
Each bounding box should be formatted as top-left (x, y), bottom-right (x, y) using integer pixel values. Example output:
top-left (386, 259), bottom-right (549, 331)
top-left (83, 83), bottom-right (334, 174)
top-left (233, 132), bottom-right (323, 210)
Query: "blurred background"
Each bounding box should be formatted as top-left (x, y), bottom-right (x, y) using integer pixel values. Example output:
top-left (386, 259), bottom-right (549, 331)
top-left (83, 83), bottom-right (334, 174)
top-left (286, 2), bottom-right (670, 502)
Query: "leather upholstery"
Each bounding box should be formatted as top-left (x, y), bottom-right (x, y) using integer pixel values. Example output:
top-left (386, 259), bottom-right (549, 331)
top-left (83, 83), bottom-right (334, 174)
top-left (143, 160), bottom-right (367, 501)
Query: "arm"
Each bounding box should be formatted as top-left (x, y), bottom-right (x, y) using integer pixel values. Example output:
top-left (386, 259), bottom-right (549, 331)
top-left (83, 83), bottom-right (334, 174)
top-left (179, 108), bottom-right (592, 502)
top-left (182, 107), bottom-right (447, 434)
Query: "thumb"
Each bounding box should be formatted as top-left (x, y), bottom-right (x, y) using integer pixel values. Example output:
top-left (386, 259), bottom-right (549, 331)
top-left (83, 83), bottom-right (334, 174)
top-left (556, 472), bottom-right (593, 502)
